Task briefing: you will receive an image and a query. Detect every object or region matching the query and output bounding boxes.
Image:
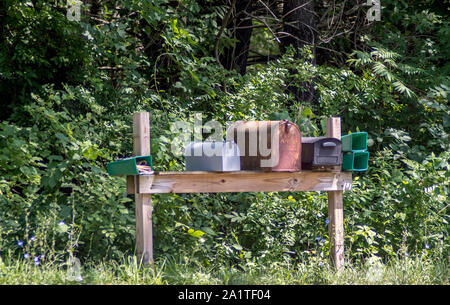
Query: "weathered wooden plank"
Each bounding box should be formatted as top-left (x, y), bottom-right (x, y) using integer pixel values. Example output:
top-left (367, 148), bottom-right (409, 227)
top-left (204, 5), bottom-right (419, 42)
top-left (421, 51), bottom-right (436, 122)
top-left (328, 190), bottom-right (344, 269)
top-left (133, 112), bottom-right (150, 156)
top-left (132, 112), bottom-right (153, 264)
top-left (326, 117), bottom-right (345, 271)
top-left (134, 189), bottom-right (153, 263)
top-left (130, 171), bottom-right (352, 194)
top-left (126, 175), bottom-right (135, 194)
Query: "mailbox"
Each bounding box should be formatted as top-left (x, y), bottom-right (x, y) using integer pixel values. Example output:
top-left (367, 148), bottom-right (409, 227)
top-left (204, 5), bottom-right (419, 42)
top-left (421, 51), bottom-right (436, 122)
top-left (107, 155), bottom-right (153, 176)
top-left (342, 151), bottom-right (369, 171)
top-left (341, 131), bottom-right (369, 171)
top-left (184, 141), bottom-right (241, 171)
top-left (226, 121), bottom-right (302, 171)
top-left (301, 137), bottom-right (342, 170)
top-left (341, 132), bottom-right (367, 152)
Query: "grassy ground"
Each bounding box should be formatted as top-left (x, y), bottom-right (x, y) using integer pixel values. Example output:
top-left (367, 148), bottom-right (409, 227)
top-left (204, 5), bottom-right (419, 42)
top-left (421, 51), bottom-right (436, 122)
top-left (0, 254), bottom-right (448, 285)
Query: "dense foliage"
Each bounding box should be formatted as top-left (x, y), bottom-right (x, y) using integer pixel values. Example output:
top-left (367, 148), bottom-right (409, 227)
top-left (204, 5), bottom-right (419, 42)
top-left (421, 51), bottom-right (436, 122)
top-left (0, 0), bottom-right (448, 270)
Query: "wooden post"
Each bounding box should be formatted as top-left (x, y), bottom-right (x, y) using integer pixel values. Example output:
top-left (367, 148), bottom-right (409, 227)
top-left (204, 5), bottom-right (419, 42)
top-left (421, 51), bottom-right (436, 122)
top-left (133, 112), bottom-right (153, 264)
top-left (130, 171), bottom-right (352, 194)
top-left (326, 117), bottom-right (344, 270)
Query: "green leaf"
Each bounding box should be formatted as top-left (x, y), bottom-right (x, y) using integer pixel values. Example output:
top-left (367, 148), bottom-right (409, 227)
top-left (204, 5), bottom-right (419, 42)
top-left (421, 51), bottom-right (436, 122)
top-left (57, 222), bottom-right (69, 233)
top-left (188, 229), bottom-right (205, 238)
top-left (201, 227), bottom-right (216, 236)
top-left (232, 244), bottom-right (243, 251)
top-left (443, 113), bottom-right (450, 128)
top-left (170, 19), bottom-right (179, 34)
top-left (394, 212), bottom-right (406, 221)
top-left (60, 205), bottom-right (72, 218)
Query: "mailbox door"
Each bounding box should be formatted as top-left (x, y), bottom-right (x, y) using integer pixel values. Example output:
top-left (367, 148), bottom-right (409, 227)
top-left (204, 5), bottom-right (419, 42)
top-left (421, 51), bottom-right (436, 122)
top-left (272, 122), bottom-right (301, 171)
top-left (227, 121), bottom-right (301, 171)
top-left (313, 139), bottom-right (342, 166)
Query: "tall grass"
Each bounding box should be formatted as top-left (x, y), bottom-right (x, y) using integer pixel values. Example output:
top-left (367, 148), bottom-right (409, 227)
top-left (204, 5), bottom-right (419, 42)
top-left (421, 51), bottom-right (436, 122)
top-left (0, 254), bottom-right (447, 285)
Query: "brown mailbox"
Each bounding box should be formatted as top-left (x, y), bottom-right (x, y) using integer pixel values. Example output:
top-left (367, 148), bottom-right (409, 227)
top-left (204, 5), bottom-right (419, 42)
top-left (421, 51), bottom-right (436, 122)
top-left (226, 121), bottom-right (302, 171)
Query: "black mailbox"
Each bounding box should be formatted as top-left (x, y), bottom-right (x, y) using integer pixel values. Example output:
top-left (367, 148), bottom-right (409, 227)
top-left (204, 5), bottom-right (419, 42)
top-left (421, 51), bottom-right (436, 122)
top-left (301, 137), bottom-right (342, 170)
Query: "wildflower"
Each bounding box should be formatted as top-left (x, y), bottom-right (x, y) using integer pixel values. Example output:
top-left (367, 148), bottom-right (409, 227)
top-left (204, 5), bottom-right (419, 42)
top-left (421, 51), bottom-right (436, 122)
top-left (17, 240), bottom-right (23, 247)
top-left (30, 236), bottom-right (36, 242)
top-left (23, 253), bottom-right (29, 259)
top-left (59, 221), bottom-right (65, 225)
top-left (425, 244), bottom-right (430, 250)
top-left (325, 219), bottom-right (329, 225)
top-left (34, 256), bottom-right (40, 266)
top-left (315, 237), bottom-right (326, 243)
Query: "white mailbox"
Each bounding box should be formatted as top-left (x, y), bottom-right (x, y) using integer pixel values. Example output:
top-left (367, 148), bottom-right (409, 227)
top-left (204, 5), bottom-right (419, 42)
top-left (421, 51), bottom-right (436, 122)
top-left (184, 141), bottom-right (241, 172)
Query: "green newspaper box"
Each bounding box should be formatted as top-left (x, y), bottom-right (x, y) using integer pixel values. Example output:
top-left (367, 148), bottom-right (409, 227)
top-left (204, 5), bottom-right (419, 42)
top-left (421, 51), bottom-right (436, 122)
top-left (341, 132), bottom-right (368, 152)
top-left (107, 155), bottom-right (152, 176)
top-left (342, 151), bottom-right (369, 171)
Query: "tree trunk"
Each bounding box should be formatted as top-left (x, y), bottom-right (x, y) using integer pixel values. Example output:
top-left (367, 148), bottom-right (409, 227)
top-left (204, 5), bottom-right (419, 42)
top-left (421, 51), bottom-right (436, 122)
top-left (281, 0), bottom-right (317, 104)
top-left (220, 0), bottom-right (253, 75)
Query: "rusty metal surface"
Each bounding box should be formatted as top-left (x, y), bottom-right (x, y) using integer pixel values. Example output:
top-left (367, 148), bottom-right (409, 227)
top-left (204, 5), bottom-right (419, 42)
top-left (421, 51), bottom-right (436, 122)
top-left (226, 120), bottom-right (302, 171)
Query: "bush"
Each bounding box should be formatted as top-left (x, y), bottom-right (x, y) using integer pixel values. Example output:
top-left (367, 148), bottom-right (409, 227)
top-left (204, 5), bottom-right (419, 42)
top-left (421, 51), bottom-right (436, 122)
top-left (0, 0), bottom-right (448, 269)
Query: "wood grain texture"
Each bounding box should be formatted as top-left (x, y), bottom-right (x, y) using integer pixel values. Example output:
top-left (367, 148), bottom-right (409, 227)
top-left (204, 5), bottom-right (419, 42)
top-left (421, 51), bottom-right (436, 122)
top-left (126, 175), bottom-right (135, 194)
top-left (326, 117), bottom-right (345, 271)
top-left (130, 171), bottom-right (352, 194)
top-left (328, 190), bottom-right (344, 269)
top-left (133, 112), bottom-right (153, 264)
top-left (326, 117), bottom-right (341, 139)
top-left (134, 190), bottom-right (153, 263)
top-left (133, 112), bottom-right (150, 156)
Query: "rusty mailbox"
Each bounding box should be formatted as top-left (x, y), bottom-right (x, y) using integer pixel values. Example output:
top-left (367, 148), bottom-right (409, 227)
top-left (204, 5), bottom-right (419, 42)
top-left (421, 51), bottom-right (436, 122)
top-left (226, 121), bottom-right (302, 171)
top-left (301, 137), bottom-right (342, 170)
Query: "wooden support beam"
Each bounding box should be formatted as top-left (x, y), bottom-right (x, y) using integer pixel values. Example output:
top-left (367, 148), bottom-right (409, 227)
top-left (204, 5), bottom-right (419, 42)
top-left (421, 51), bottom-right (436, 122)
top-left (128, 171), bottom-right (352, 194)
top-left (126, 175), bottom-right (135, 194)
top-left (326, 117), bottom-right (345, 271)
top-left (328, 190), bottom-right (344, 268)
top-left (132, 112), bottom-right (153, 264)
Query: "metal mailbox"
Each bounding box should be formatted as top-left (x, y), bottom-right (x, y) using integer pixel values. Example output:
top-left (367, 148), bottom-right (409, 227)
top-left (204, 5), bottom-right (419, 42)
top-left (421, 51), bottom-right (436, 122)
top-left (226, 120), bottom-right (302, 171)
top-left (301, 137), bottom-right (342, 170)
top-left (107, 155), bottom-right (153, 176)
top-left (184, 141), bottom-right (241, 171)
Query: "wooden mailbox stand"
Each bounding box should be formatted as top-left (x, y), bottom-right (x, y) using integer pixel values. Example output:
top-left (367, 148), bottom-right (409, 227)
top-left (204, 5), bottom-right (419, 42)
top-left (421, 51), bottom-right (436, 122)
top-left (127, 112), bottom-right (350, 270)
